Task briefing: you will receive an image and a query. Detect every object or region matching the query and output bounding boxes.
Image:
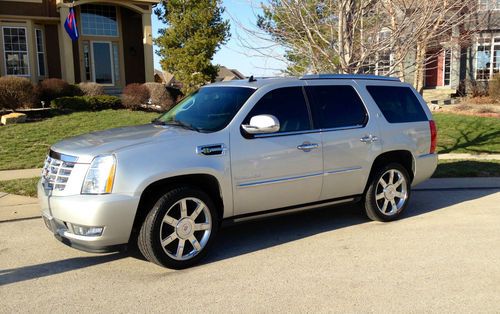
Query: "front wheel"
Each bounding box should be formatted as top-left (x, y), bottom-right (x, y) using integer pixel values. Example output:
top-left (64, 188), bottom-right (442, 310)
top-left (138, 186), bottom-right (219, 269)
top-left (364, 163), bottom-right (411, 222)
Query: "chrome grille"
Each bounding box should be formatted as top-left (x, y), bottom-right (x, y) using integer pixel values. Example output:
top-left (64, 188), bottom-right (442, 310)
top-left (42, 155), bottom-right (76, 191)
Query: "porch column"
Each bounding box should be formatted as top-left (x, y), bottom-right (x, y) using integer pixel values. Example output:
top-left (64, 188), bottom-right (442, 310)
top-left (142, 11), bottom-right (154, 83)
top-left (58, 6), bottom-right (75, 83)
top-left (26, 20), bottom-right (37, 84)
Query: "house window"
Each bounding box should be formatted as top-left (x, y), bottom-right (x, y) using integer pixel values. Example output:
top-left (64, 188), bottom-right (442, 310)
top-left (112, 43), bottom-right (120, 84)
top-left (83, 41), bottom-right (91, 80)
top-left (476, 45), bottom-right (491, 80)
top-left (81, 4), bottom-right (118, 37)
top-left (2, 27), bottom-right (29, 76)
top-left (476, 36), bottom-right (500, 80)
top-left (479, 0), bottom-right (500, 10)
top-left (443, 49), bottom-right (451, 86)
top-left (35, 29), bottom-right (46, 77)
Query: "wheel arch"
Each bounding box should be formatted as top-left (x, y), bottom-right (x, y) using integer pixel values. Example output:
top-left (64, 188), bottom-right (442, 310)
top-left (129, 174), bottom-right (224, 243)
top-left (365, 150), bottom-right (415, 192)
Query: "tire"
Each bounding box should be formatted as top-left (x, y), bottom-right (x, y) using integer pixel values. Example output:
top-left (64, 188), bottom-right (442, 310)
top-left (364, 163), bottom-right (411, 222)
top-left (138, 186), bottom-right (219, 269)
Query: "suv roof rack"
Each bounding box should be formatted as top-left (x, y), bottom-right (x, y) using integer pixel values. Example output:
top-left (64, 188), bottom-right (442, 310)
top-left (299, 74), bottom-right (400, 82)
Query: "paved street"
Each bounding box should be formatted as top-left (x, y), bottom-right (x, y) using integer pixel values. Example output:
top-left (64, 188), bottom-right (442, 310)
top-left (1, 188), bottom-right (500, 313)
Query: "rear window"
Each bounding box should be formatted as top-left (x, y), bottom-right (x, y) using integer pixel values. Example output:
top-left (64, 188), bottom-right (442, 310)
top-left (366, 86), bottom-right (428, 123)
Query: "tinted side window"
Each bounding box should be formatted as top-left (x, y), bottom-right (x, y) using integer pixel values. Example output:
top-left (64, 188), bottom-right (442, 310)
top-left (244, 87), bottom-right (311, 133)
top-left (306, 85), bottom-right (367, 129)
top-left (366, 86), bottom-right (428, 123)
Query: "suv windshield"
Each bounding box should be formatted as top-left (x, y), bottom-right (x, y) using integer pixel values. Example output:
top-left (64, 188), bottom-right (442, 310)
top-left (154, 87), bottom-right (255, 133)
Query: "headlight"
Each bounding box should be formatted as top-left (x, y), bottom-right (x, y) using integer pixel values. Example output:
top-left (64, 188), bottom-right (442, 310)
top-left (81, 155), bottom-right (116, 194)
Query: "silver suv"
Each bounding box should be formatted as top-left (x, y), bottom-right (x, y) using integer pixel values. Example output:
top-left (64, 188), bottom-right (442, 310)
top-left (38, 74), bottom-right (438, 269)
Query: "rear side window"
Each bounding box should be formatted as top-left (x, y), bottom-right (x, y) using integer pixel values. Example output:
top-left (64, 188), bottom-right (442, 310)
top-left (306, 85), bottom-right (367, 129)
top-left (244, 87), bottom-right (311, 133)
top-left (366, 86), bottom-right (428, 123)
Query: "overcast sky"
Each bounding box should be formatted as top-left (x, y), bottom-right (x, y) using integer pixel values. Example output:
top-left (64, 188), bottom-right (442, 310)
top-left (151, 0), bottom-right (287, 77)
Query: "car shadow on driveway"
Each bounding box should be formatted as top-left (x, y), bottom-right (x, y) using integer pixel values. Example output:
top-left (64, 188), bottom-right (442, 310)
top-left (0, 253), bottom-right (125, 286)
top-left (0, 188), bottom-right (497, 282)
top-left (203, 188), bottom-right (499, 265)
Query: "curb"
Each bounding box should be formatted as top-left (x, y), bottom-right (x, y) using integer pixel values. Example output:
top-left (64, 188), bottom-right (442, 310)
top-left (414, 177), bottom-right (500, 190)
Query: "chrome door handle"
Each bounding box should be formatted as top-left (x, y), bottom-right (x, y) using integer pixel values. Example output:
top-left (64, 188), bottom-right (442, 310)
top-left (360, 135), bottom-right (379, 143)
top-left (297, 143), bottom-right (319, 152)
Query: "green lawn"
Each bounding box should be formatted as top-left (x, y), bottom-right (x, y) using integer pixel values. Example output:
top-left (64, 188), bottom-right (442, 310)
top-left (0, 110), bottom-right (498, 171)
top-left (0, 110), bottom-right (158, 170)
top-left (0, 177), bottom-right (39, 197)
top-left (433, 113), bottom-right (500, 154)
top-left (434, 159), bottom-right (500, 178)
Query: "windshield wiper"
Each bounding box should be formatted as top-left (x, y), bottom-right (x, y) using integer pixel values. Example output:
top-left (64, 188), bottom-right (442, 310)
top-left (151, 118), bottom-right (165, 125)
top-left (152, 118), bottom-right (203, 132)
top-left (165, 119), bottom-right (202, 132)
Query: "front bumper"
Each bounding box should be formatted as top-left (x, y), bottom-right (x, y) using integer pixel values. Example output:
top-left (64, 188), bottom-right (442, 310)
top-left (38, 181), bottom-right (140, 253)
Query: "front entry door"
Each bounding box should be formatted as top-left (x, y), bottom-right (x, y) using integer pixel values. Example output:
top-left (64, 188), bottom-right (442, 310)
top-left (91, 42), bottom-right (114, 85)
top-left (231, 86), bottom-right (323, 216)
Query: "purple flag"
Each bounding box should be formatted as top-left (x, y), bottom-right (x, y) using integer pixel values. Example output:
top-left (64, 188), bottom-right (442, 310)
top-left (64, 7), bottom-right (79, 41)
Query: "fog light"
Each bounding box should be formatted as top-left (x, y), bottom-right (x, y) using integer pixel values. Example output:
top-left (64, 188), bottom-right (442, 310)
top-left (71, 224), bottom-right (104, 237)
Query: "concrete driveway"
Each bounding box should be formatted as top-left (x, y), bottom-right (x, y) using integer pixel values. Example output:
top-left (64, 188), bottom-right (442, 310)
top-left (1, 188), bottom-right (499, 313)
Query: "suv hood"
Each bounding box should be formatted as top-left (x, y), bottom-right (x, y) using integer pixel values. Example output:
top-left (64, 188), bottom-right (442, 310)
top-left (51, 124), bottom-right (193, 163)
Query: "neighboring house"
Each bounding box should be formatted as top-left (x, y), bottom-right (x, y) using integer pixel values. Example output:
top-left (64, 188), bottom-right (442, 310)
top-left (364, 3), bottom-right (500, 102)
top-left (0, 0), bottom-right (159, 88)
top-left (215, 66), bottom-right (246, 82)
top-left (154, 66), bottom-right (246, 89)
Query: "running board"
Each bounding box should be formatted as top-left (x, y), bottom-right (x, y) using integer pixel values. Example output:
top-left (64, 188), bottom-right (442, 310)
top-left (223, 195), bottom-right (361, 225)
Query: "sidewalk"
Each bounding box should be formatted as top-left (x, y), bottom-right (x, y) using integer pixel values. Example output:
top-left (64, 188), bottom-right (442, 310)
top-left (0, 168), bottom-right (42, 181)
top-left (439, 153), bottom-right (500, 161)
top-left (0, 192), bottom-right (40, 222)
top-left (0, 178), bottom-right (498, 223)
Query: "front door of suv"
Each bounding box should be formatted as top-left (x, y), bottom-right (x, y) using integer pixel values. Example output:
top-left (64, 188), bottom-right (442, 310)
top-left (230, 86), bottom-right (323, 216)
top-left (305, 82), bottom-right (382, 200)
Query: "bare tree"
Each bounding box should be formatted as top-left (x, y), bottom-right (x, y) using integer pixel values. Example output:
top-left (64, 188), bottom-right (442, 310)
top-left (239, 0), bottom-right (482, 92)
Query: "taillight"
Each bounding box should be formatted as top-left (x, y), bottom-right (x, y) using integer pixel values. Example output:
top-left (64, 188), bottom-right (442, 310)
top-left (429, 120), bottom-right (437, 154)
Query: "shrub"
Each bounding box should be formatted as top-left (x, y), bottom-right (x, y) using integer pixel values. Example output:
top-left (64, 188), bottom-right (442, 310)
top-left (144, 82), bottom-right (180, 111)
top-left (51, 95), bottom-right (122, 111)
top-left (476, 106), bottom-right (497, 114)
top-left (489, 74), bottom-right (500, 101)
top-left (78, 82), bottom-right (105, 96)
top-left (461, 79), bottom-right (489, 98)
top-left (454, 104), bottom-right (472, 111)
top-left (122, 83), bottom-right (150, 110)
top-left (0, 76), bottom-right (35, 110)
top-left (463, 96), bottom-right (496, 105)
top-left (37, 78), bottom-right (81, 104)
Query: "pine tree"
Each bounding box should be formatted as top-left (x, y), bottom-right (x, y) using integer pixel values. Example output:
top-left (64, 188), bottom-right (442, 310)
top-left (155, 0), bottom-right (230, 94)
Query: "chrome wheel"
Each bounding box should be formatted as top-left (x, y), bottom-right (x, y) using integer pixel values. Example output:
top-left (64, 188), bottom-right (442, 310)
top-left (159, 197), bottom-right (212, 261)
top-left (375, 169), bottom-right (408, 216)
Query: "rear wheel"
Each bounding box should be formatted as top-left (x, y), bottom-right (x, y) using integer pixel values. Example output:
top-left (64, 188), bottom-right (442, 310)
top-left (364, 163), bottom-right (411, 222)
top-left (138, 186), bottom-right (219, 269)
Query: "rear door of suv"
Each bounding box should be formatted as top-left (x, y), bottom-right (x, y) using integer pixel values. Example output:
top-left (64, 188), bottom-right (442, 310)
top-left (305, 80), bottom-right (383, 200)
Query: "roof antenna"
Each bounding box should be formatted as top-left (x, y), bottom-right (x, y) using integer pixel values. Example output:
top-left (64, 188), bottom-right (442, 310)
top-left (248, 75), bottom-right (257, 82)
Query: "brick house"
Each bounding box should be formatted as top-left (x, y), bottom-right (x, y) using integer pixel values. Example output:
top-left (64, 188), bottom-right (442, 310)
top-left (0, 0), bottom-right (159, 89)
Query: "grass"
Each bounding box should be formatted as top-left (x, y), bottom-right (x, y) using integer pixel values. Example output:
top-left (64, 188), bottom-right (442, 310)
top-left (0, 110), bottom-right (498, 171)
top-left (0, 177), bottom-right (39, 197)
top-left (433, 159), bottom-right (500, 178)
top-left (0, 110), bottom-right (158, 171)
top-left (433, 113), bottom-right (500, 154)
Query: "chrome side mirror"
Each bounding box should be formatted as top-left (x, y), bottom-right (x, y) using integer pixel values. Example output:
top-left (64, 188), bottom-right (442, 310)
top-left (242, 114), bottom-right (280, 135)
